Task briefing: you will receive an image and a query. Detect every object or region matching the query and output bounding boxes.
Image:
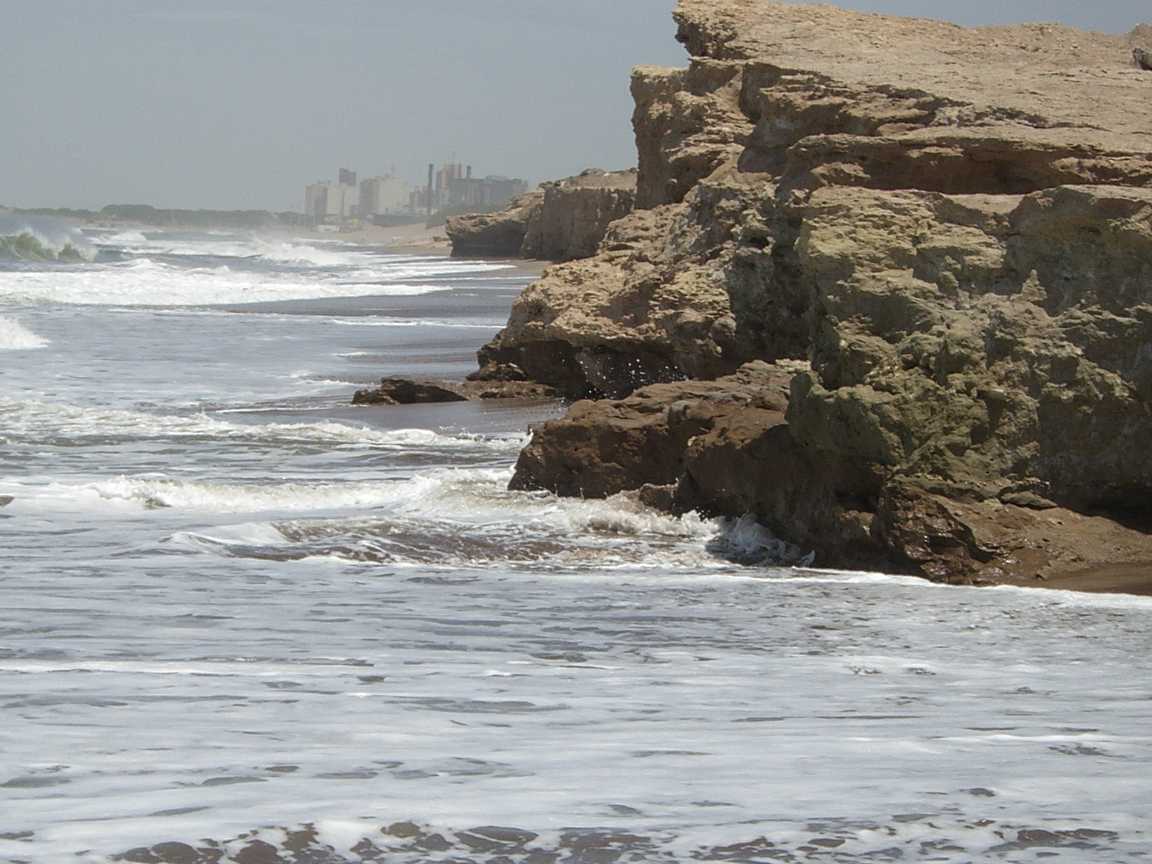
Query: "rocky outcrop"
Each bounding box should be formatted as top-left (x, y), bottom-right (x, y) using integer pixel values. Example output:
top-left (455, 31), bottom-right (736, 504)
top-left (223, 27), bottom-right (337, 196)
top-left (489, 1), bottom-right (1152, 590)
top-left (445, 191), bottom-right (544, 258)
top-left (446, 170), bottom-right (636, 262)
top-left (510, 360), bottom-right (794, 498)
top-left (353, 376), bottom-right (556, 405)
top-left (522, 169), bottom-right (637, 261)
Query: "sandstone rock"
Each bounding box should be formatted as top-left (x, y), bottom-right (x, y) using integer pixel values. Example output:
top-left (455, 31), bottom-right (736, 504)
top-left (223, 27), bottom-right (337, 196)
top-left (521, 169), bottom-right (637, 261)
top-left (510, 361), bottom-right (793, 497)
top-left (446, 169), bottom-right (636, 262)
top-left (446, 190), bottom-right (544, 258)
top-left (490, 1), bottom-right (1152, 589)
top-left (467, 361), bottom-right (529, 382)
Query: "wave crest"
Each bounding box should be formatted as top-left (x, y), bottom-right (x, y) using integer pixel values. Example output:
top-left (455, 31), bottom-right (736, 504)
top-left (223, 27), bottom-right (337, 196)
top-left (0, 316), bottom-right (49, 350)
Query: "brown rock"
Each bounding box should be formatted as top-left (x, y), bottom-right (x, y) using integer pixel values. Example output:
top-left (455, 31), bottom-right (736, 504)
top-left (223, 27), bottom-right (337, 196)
top-left (489, 0), bottom-right (1152, 590)
top-left (446, 190), bottom-right (544, 258)
top-left (522, 169), bottom-right (637, 261)
top-left (352, 377), bottom-right (557, 406)
top-left (447, 169), bottom-right (636, 262)
top-left (510, 361), bottom-right (792, 497)
top-left (352, 378), bottom-right (468, 405)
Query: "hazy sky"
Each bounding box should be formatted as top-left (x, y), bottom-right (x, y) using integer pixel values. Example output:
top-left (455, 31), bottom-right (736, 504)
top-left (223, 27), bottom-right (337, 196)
top-left (1, 0), bottom-right (1146, 211)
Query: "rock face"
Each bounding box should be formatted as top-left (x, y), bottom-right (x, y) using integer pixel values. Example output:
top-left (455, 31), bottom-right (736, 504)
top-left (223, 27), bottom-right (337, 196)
top-left (492, 1), bottom-right (1152, 590)
top-left (510, 360), bottom-right (794, 498)
top-left (522, 169), bottom-right (638, 261)
top-left (446, 169), bottom-right (636, 262)
top-left (445, 190), bottom-right (545, 258)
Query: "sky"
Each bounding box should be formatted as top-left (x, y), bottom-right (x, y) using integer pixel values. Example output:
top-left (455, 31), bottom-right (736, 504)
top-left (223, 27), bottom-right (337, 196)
top-left (1, 0), bottom-right (1146, 212)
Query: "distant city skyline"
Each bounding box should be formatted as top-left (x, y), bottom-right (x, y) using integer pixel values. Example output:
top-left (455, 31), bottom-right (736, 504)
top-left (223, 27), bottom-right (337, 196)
top-left (2, 0), bottom-right (1146, 211)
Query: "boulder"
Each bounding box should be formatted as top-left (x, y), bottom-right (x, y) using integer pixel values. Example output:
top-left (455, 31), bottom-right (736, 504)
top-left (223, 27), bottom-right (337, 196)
top-left (352, 377), bottom-right (557, 405)
top-left (510, 361), bottom-right (793, 497)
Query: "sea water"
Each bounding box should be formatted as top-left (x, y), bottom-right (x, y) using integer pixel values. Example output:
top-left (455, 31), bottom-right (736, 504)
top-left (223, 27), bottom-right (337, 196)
top-left (1, 225), bottom-right (1150, 862)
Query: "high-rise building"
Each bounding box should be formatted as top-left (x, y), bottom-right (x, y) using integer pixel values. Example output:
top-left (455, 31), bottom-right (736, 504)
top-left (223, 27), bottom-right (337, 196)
top-left (358, 176), bottom-right (410, 218)
top-left (304, 180), bottom-right (358, 224)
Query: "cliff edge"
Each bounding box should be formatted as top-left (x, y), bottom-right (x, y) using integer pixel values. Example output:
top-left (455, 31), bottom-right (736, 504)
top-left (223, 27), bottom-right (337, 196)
top-left (490, 1), bottom-right (1152, 591)
top-left (446, 169), bottom-right (636, 261)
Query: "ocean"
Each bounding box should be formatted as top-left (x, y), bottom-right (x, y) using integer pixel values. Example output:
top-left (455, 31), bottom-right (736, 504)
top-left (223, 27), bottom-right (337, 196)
top-left (1, 222), bottom-right (1150, 862)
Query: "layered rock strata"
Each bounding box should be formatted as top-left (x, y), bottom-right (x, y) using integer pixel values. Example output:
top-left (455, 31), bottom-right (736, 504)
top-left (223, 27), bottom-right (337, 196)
top-left (493, 1), bottom-right (1152, 590)
top-left (446, 169), bottom-right (636, 261)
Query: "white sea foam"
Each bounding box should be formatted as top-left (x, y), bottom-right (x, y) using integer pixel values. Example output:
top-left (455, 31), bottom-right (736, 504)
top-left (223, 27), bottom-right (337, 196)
top-left (92, 230), bottom-right (517, 278)
top-left (90, 474), bottom-right (469, 514)
top-left (6, 234), bottom-right (1151, 864)
top-left (99, 229), bottom-right (149, 246)
top-left (331, 319), bottom-right (499, 330)
top-left (0, 221), bottom-right (94, 260)
top-left (0, 397), bottom-right (525, 452)
top-left (0, 259), bottom-right (446, 307)
top-left (0, 316), bottom-right (49, 350)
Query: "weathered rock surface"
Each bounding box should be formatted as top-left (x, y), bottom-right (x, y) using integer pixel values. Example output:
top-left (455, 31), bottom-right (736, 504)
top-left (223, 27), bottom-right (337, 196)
top-left (352, 377), bottom-right (557, 405)
top-left (445, 190), bottom-right (544, 258)
top-left (522, 169), bottom-right (637, 261)
top-left (510, 360), bottom-right (794, 497)
top-left (446, 169), bottom-right (636, 262)
top-left (491, 1), bottom-right (1152, 590)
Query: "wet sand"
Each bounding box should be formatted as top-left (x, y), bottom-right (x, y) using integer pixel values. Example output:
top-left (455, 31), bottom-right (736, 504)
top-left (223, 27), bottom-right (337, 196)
top-left (1038, 562), bottom-right (1152, 596)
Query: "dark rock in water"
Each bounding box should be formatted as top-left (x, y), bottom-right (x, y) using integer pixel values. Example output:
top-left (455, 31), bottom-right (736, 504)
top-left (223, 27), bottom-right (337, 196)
top-left (467, 361), bottom-right (529, 382)
top-left (0, 495), bottom-right (13, 508)
top-left (510, 361), bottom-right (794, 498)
top-left (465, 380), bottom-right (559, 400)
top-left (352, 377), bottom-right (558, 406)
top-left (352, 378), bottom-right (468, 405)
top-left (113, 841), bottom-right (218, 863)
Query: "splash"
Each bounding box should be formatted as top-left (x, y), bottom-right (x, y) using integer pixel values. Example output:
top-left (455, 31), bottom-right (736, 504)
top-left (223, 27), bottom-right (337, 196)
top-left (0, 232), bottom-right (85, 262)
top-left (0, 316), bottom-right (49, 350)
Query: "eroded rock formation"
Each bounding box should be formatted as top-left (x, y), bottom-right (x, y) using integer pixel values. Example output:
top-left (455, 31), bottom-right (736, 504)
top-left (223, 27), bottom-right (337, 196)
top-left (491, 1), bottom-right (1152, 590)
top-left (522, 169), bottom-right (638, 261)
top-left (446, 169), bottom-right (636, 261)
top-left (445, 190), bottom-right (545, 258)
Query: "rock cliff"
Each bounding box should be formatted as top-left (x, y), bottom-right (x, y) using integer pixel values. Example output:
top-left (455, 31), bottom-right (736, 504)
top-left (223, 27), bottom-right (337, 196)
top-left (446, 169), bottom-right (636, 261)
top-left (494, 1), bottom-right (1152, 590)
top-left (445, 190), bottom-right (545, 258)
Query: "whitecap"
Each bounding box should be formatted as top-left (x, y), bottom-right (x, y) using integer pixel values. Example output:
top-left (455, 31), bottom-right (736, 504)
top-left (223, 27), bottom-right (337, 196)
top-left (0, 397), bottom-right (527, 452)
top-left (0, 316), bottom-right (49, 350)
top-left (0, 260), bottom-right (444, 307)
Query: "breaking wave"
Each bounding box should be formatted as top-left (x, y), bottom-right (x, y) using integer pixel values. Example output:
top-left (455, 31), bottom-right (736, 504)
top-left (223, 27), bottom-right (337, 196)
top-left (0, 259), bottom-right (446, 307)
top-left (0, 397), bottom-right (526, 454)
top-left (0, 316), bottom-right (48, 350)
